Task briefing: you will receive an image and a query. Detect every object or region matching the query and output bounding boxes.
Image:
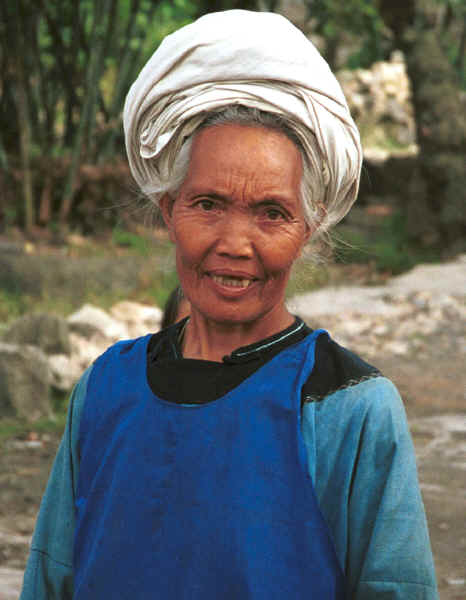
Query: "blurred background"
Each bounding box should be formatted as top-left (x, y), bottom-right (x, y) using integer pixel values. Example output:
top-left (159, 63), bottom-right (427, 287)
top-left (0, 1), bottom-right (465, 598)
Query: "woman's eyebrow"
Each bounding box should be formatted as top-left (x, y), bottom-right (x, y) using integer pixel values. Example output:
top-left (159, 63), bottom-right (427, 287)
top-left (252, 196), bottom-right (297, 209)
top-left (188, 187), bottom-right (229, 201)
top-left (187, 186), bottom-right (296, 207)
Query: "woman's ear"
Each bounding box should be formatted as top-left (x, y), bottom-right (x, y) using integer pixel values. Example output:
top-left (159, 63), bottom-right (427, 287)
top-left (160, 195), bottom-right (176, 242)
top-left (296, 222), bottom-right (314, 258)
top-left (303, 222), bottom-right (312, 245)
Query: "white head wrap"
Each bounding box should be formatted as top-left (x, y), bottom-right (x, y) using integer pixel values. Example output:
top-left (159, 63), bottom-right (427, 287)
top-left (123, 10), bottom-right (362, 230)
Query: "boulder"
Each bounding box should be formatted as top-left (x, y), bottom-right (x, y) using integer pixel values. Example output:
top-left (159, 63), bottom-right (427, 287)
top-left (2, 312), bottom-right (71, 355)
top-left (67, 304), bottom-right (129, 341)
top-left (388, 257), bottom-right (466, 296)
top-left (0, 343), bottom-right (52, 420)
top-left (110, 301), bottom-right (162, 337)
top-left (47, 353), bottom-right (86, 392)
top-left (47, 331), bottom-right (111, 391)
top-left (288, 286), bottom-right (410, 318)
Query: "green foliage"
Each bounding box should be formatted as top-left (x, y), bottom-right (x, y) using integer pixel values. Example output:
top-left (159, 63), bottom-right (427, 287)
top-left (0, 0), bottom-right (200, 229)
top-left (0, 414), bottom-right (68, 445)
top-left (307, 0), bottom-right (389, 68)
top-left (0, 236), bottom-right (179, 323)
top-left (1, 0), bottom-right (464, 255)
top-left (286, 260), bottom-right (330, 297)
top-left (144, 269), bottom-right (180, 310)
top-left (0, 290), bottom-right (25, 325)
top-left (334, 212), bottom-right (442, 274)
top-left (112, 226), bottom-right (150, 255)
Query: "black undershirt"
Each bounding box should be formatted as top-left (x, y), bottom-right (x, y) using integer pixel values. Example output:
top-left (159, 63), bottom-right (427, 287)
top-left (146, 317), bottom-right (380, 405)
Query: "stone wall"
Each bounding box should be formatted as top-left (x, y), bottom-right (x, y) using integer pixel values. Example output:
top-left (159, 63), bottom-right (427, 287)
top-left (0, 302), bottom-right (162, 420)
top-left (337, 51), bottom-right (417, 162)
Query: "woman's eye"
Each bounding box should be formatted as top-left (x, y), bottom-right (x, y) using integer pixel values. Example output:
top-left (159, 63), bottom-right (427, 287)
top-left (265, 208), bottom-right (286, 221)
top-left (197, 199), bottom-right (215, 211)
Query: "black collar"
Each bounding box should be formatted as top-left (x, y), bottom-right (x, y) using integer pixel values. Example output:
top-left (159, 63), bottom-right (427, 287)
top-left (148, 316), bottom-right (310, 365)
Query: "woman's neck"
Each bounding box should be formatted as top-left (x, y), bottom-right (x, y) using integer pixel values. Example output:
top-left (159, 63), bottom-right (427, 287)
top-left (182, 305), bottom-right (295, 362)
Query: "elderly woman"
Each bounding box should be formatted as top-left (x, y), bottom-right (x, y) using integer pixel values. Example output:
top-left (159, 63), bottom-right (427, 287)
top-left (21, 10), bottom-right (438, 600)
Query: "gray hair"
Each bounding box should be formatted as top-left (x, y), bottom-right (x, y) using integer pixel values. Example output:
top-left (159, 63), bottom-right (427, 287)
top-left (142, 105), bottom-right (328, 234)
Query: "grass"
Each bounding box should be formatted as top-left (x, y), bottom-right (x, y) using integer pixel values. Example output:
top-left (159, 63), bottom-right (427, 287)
top-left (286, 258), bottom-right (331, 298)
top-left (0, 413), bottom-right (68, 446)
top-left (111, 226), bottom-right (153, 256)
top-left (333, 212), bottom-right (442, 275)
top-left (0, 290), bottom-right (25, 324)
top-left (0, 228), bottom-right (179, 325)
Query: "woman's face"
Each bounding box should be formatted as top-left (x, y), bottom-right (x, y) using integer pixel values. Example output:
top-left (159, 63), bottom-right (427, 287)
top-left (161, 123), bottom-right (311, 328)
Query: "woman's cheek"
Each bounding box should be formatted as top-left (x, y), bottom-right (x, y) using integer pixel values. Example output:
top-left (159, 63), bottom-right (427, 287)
top-left (261, 235), bottom-right (303, 272)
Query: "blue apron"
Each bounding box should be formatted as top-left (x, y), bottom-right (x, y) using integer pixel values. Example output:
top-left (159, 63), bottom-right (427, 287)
top-left (74, 330), bottom-right (346, 599)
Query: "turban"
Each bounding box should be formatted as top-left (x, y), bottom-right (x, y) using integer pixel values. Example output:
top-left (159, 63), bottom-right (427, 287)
top-left (123, 10), bottom-right (362, 230)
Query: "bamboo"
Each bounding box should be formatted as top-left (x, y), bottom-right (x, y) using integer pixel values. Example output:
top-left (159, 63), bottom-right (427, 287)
top-left (60, 0), bottom-right (114, 223)
top-left (13, 2), bottom-right (35, 231)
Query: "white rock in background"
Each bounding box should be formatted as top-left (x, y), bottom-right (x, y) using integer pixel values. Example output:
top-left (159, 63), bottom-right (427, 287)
top-left (388, 258), bottom-right (466, 295)
top-left (0, 567), bottom-right (25, 600)
top-left (69, 333), bottom-right (108, 370)
top-left (382, 340), bottom-right (410, 356)
top-left (337, 52), bottom-right (416, 152)
top-left (373, 323), bottom-right (389, 336)
top-left (67, 304), bottom-right (129, 341)
top-left (110, 301), bottom-right (162, 337)
top-left (288, 286), bottom-right (408, 318)
top-left (339, 318), bottom-right (372, 337)
top-left (48, 353), bottom-right (86, 391)
top-left (47, 303), bottom-right (163, 393)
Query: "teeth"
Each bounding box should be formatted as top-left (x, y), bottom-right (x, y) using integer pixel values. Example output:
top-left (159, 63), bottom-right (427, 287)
top-left (211, 275), bottom-right (252, 288)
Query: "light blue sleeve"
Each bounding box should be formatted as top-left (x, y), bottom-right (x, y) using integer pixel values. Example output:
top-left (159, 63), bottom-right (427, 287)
top-left (303, 377), bottom-right (439, 600)
top-left (19, 367), bottom-right (91, 600)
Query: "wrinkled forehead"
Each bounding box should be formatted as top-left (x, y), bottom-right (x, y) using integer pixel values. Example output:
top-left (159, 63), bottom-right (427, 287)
top-left (179, 124), bottom-right (304, 209)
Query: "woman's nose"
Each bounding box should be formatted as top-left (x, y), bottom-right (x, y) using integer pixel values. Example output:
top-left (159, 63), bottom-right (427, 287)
top-left (215, 213), bottom-right (254, 258)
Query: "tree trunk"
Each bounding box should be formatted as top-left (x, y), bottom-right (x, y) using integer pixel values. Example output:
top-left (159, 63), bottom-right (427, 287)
top-left (380, 0), bottom-right (466, 250)
top-left (59, 0), bottom-right (114, 224)
top-left (12, 2), bottom-right (35, 232)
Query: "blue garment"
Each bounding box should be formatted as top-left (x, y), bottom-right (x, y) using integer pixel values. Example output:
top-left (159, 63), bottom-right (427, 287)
top-left (20, 331), bottom-right (439, 599)
top-left (74, 331), bottom-right (345, 599)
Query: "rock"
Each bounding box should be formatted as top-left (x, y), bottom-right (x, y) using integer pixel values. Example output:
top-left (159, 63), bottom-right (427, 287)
top-left (48, 353), bottom-right (86, 392)
top-left (69, 332), bottom-right (107, 367)
top-left (289, 256), bottom-right (465, 365)
top-left (337, 52), bottom-right (416, 155)
top-left (110, 301), bottom-right (162, 337)
top-left (0, 343), bottom-right (52, 420)
top-left (67, 304), bottom-right (129, 341)
top-left (382, 340), bottom-right (410, 355)
top-left (48, 331), bottom-right (114, 391)
top-left (373, 324), bottom-right (389, 336)
top-left (339, 318), bottom-right (372, 337)
top-left (388, 257), bottom-right (466, 295)
top-left (288, 286), bottom-right (408, 318)
top-left (2, 312), bottom-right (71, 355)
top-left (0, 567), bottom-right (25, 600)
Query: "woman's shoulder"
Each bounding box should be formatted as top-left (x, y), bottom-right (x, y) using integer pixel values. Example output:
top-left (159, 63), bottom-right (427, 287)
top-left (303, 332), bottom-right (381, 401)
top-left (304, 332), bottom-right (403, 420)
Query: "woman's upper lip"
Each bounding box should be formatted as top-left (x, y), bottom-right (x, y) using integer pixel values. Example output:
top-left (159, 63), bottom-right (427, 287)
top-left (206, 269), bottom-right (259, 280)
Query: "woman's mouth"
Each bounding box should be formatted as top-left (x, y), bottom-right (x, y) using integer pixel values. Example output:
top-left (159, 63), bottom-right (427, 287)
top-left (208, 273), bottom-right (257, 290)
